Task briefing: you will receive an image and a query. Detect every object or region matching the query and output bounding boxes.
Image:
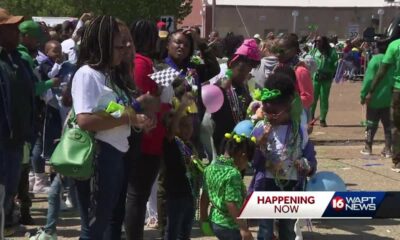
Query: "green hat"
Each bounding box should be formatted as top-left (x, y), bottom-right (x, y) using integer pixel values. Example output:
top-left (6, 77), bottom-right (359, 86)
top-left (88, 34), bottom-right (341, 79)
top-left (19, 20), bottom-right (42, 39)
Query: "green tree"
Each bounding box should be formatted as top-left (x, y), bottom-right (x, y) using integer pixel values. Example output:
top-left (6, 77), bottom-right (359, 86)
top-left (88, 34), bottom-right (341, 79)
top-left (0, 0), bottom-right (192, 24)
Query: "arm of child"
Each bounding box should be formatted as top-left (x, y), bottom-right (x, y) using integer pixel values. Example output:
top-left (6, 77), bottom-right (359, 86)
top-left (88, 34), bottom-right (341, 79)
top-left (200, 190), bottom-right (210, 222)
top-left (302, 140), bottom-right (317, 176)
top-left (166, 93), bottom-right (194, 140)
top-left (47, 63), bottom-right (62, 79)
top-left (226, 202), bottom-right (253, 240)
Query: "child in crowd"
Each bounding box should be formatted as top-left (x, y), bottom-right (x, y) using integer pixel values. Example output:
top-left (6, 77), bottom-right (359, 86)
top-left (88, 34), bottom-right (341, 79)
top-left (200, 132), bottom-right (256, 240)
top-left (163, 92), bottom-right (202, 240)
top-left (250, 72), bottom-right (317, 240)
top-left (29, 40), bottom-right (77, 240)
top-left (40, 40), bottom-right (75, 122)
top-left (360, 42), bottom-right (394, 157)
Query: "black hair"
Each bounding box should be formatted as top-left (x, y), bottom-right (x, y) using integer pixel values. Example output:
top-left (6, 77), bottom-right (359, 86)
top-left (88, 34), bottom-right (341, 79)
top-left (167, 29), bottom-right (195, 61)
top-left (219, 135), bottom-right (256, 161)
top-left (75, 26), bottom-right (85, 38)
top-left (274, 65), bottom-right (297, 85)
top-left (263, 72), bottom-right (295, 105)
top-left (61, 20), bottom-right (74, 41)
top-left (172, 76), bottom-right (192, 100)
top-left (77, 16), bottom-right (132, 99)
top-left (78, 15), bottom-right (118, 70)
top-left (223, 33), bottom-right (244, 59)
top-left (130, 20), bottom-right (158, 56)
top-left (281, 33), bottom-right (300, 54)
top-left (229, 54), bottom-right (260, 69)
top-left (316, 36), bottom-right (332, 55)
top-left (377, 41), bottom-right (389, 54)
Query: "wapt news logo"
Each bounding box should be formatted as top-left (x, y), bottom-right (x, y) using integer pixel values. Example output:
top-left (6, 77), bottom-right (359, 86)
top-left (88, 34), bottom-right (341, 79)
top-left (323, 192), bottom-right (386, 218)
top-left (238, 192), bottom-right (400, 219)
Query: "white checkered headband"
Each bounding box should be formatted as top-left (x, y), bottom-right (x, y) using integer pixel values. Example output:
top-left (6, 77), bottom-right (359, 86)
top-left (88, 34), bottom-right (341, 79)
top-left (149, 67), bottom-right (181, 87)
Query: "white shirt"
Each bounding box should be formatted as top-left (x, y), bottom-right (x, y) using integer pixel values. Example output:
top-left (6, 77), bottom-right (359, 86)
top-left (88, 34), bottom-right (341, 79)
top-left (255, 111), bottom-right (308, 180)
top-left (71, 65), bottom-right (131, 152)
top-left (61, 38), bottom-right (77, 64)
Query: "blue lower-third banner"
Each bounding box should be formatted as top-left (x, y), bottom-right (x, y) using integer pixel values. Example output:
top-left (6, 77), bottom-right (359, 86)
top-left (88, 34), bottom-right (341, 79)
top-left (239, 191), bottom-right (400, 219)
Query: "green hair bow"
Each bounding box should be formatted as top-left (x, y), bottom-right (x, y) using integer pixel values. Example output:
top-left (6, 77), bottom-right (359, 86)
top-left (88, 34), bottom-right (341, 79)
top-left (253, 88), bottom-right (281, 101)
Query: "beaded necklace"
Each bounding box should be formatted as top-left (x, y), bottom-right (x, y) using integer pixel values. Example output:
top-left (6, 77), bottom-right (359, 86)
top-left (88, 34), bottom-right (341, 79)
top-left (174, 136), bottom-right (199, 197)
top-left (225, 82), bottom-right (249, 124)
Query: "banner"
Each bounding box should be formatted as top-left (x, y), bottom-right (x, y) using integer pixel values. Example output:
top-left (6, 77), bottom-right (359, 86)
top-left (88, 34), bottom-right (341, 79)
top-left (239, 192), bottom-right (400, 219)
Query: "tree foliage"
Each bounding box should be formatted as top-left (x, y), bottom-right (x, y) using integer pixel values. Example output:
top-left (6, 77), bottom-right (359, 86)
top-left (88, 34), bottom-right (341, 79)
top-left (0, 0), bottom-right (193, 23)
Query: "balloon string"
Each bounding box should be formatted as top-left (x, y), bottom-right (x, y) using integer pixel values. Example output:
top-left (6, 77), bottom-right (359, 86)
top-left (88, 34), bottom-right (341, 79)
top-left (235, 5), bottom-right (250, 38)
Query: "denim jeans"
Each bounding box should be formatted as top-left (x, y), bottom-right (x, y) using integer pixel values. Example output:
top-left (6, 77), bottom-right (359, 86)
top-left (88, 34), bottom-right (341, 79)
top-left (75, 140), bottom-right (125, 240)
top-left (164, 195), bottom-right (195, 240)
top-left (0, 144), bottom-right (23, 227)
top-left (44, 174), bottom-right (62, 233)
top-left (30, 134), bottom-right (45, 173)
top-left (212, 223), bottom-right (241, 240)
top-left (257, 178), bottom-right (299, 240)
top-left (44, 174), bottom-right (76, 234)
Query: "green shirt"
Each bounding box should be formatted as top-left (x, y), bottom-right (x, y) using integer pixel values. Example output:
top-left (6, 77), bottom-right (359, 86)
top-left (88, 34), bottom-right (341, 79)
top-left (382, 39), bottom-right (400, 90)
top-left (17, 44), bottom-right (54, 96)
top-left (360, 54), bottom-right (394, 109)
top-left (203, 156), bottom-right (245, 229)
top-left (310, 47), bottom-right (338, 78)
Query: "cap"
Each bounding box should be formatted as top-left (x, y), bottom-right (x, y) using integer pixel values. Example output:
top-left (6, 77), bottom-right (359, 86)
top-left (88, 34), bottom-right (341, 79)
top-left (234, 39), bottom-right (261, 61)
top-left (254, 33), bottom-right (262, 41)
top-left (0, 8), bottom-right (24, 25)
top-left (157, 21), bottom-right (166, 30)
top-left (19, 20), bottom-right (42, 39)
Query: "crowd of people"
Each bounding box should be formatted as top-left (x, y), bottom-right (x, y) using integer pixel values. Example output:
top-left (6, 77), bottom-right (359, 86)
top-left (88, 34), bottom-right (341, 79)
top-left (0, 6), bottom-right (399, 240)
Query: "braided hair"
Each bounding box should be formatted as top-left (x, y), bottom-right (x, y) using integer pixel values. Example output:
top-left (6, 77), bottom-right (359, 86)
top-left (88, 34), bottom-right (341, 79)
top-left (317, 36), bottom-right (332, 55)
top-left (77, 15), bottom-right (118, 71)
top-left (130, 20), bottom-right (158, 56)
top-left (77, 16), bottom-right (132, 99)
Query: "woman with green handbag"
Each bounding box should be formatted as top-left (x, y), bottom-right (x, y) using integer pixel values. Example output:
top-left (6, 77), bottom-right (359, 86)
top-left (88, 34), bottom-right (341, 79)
top-left (70, 16), bottom-right (152, 240)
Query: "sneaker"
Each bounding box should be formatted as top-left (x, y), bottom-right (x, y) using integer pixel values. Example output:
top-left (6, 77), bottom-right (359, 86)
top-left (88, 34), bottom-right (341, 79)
top-left (65, 196), bottom-right (74, 209)
top-left (28, 228), bottom-right (57, 240)
top-left (320, 120), bottom-right (328, 128)
top-left (60, 198), bottom-right (70, 211)
top-left (360, 146), bottom-right (372, 155)
top-left (32, 173), bottom-right (50, 194)
top-left (381, 148), bottom-right (393, 158)
top-left (29, 171), bottom-right (35, 192)
top-left (391, 163), bottom-right (400, 173)
top-left (4, 226), bottom-right (16, 237)
top-left (20, 212), bottom-right (35, 225)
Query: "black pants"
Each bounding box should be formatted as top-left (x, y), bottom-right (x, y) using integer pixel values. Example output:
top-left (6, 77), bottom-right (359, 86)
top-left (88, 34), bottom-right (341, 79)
top-left (392, 91), bottom-right (400, 164)
top-left (17, 164), bottom-right (32, 220)
top-left (125, 133), bottom-right (161, 240)
top-left (365, 106), bottom-right (391, 149)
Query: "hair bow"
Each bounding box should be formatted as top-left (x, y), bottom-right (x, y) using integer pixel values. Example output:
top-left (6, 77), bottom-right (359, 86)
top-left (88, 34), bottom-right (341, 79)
top-left (253, 88), bottom-right (281, 101)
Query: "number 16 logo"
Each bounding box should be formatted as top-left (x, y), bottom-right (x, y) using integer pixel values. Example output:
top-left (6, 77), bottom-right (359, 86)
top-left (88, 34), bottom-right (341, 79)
top-left (331, 197), bottom-right (345, 211)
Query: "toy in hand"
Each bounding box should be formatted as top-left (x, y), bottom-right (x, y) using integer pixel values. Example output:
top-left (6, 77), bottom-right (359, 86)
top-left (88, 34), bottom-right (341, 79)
top-left (105, 101), bottom-right (125, 118)
top-left (200, 221), bottom-right (214, 236)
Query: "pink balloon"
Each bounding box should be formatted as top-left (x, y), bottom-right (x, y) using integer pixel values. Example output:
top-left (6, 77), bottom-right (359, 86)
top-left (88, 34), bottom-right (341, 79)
top-left (202, 84), bottom-right (224, 113)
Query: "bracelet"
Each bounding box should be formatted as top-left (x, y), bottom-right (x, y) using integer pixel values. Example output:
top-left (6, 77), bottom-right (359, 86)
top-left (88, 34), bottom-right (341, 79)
top-left (131, 99), bottom-right (143, 113)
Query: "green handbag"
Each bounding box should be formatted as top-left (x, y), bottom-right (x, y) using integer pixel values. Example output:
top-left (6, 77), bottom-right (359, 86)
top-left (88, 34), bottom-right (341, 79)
top-left (50, 110), bottom-right (95, 180)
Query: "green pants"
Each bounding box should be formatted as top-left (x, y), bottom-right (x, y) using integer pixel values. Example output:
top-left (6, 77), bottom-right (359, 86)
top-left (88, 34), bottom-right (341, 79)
top-left (311, 79), bottom-right (333, 121)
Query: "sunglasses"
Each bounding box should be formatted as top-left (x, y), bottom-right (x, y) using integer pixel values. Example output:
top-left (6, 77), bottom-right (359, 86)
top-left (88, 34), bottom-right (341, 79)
top-left (263, 107), bottom-right (289, 120)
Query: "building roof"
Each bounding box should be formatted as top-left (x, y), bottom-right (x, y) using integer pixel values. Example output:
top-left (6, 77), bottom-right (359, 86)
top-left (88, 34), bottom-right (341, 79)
top-left (207, 0), bottom-right (392, 8)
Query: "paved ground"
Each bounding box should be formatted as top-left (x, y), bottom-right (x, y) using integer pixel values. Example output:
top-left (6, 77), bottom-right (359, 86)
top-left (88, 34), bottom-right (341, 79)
top-left (8, 81), bottom-right (400, 240)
